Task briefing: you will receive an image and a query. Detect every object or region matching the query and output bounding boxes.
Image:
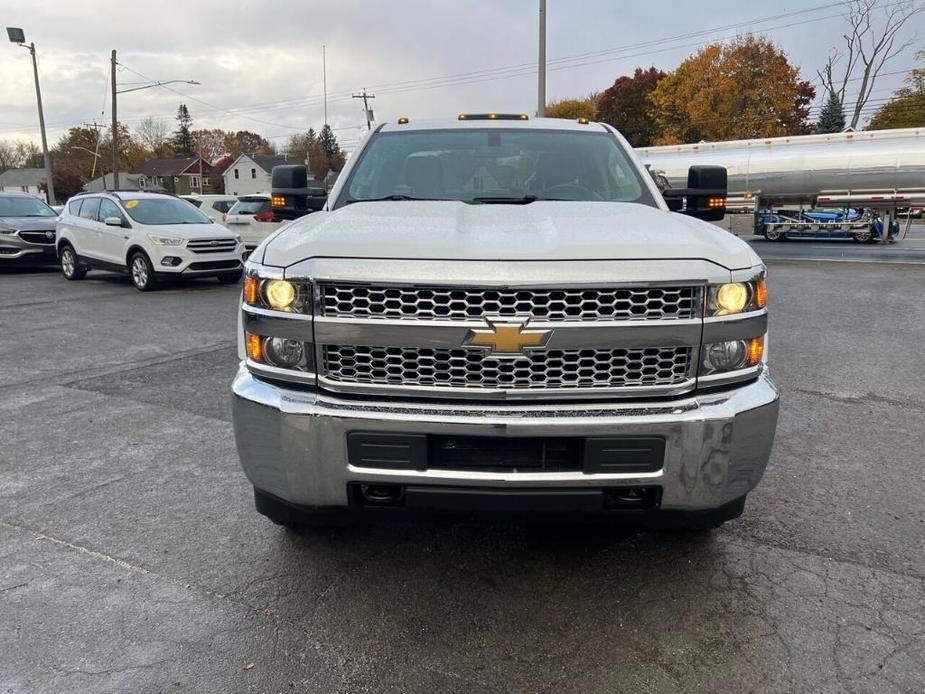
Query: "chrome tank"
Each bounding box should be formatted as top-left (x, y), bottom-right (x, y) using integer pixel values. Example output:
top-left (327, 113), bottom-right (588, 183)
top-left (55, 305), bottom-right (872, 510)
top-left (636, 128), bottom-right (925, 202)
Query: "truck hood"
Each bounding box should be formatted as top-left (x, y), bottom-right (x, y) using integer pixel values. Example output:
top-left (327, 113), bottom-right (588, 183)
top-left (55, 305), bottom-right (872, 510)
top-left (261, 201), bottom-right (760, 270)
top-left (0, 216), bottom-right (59, 232)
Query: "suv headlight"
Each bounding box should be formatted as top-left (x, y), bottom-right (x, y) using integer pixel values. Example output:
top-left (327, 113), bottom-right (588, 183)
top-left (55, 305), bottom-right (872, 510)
top-left (148, 235), bottom-right (185, 246)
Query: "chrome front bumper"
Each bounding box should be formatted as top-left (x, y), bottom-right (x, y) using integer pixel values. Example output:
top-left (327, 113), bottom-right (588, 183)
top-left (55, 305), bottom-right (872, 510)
top-left (232, 364), bottom-right (780, 513)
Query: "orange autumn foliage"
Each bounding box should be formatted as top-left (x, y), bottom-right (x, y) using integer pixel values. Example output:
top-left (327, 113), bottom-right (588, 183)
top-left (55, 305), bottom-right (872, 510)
top-left (650, 35), bottom-right (815, 144)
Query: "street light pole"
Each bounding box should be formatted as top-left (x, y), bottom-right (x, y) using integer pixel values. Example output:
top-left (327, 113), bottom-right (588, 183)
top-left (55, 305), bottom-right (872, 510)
top-left (111, 50), bottom-right (119, 189)
top-left (7, 28), bottom-right (55, 203)
top-left (537, 0), bottom-right (546, 118)
top-left (109, 48), bottom-right (199, 191)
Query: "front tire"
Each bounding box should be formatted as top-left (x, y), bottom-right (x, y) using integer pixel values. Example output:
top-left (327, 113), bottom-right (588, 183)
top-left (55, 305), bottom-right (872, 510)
top-left (59, 245), bottom-right (86, 280)
top-left (129, 251), bottom-right (157, 291)
top-left (852, 229), bottom-right (873, 243)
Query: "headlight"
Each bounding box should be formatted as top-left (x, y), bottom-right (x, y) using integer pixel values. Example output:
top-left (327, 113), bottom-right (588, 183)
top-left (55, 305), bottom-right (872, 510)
top-left (148, 235), bottom-right (185, 246)
top-left (244, 333), bottom-right (315, 373)
top-left (241, 262), bottom-right (315, 379)
top-left (0, 227), bottom-right (15, 235)
top-left (243, 269), bottom-right (311, 313)
top-left (701, 336), bottom-right (764, 375)
top-left (265, 279), bottom-right (296, 310)
top-left (707, 275), bottom-right (767, 316)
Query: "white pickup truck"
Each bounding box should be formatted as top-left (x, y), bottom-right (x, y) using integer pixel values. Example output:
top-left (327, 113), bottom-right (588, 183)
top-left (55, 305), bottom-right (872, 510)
top-left (232, 114), bottom-right (779, 529)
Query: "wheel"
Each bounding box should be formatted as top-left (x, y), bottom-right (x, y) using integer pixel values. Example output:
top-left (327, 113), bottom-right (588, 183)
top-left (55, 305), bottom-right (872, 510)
top-left (852, 229), bottom-right (873, 243)
top-left (765, 227), bottom-right (786, 241)
top-left (59, 245), bottom-right (86, 280)
top-left (129, 251), bottom-right (157, 291)
top-left (217, 270), bottom-right (243, 284)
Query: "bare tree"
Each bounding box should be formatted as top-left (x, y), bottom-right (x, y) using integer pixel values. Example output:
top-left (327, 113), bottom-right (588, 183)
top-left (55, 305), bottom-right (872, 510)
top-left (135, 116), bottom-right (173, 157)
top-left (817, 0), bottom-right (923, 129)
top-left (0, 139), bottom-right (42, 172)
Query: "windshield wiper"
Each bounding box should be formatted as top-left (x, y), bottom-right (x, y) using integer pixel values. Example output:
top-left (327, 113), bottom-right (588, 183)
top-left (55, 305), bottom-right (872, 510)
top-left (345, 194), bottom-right (446, 204)
top-left (468, 195), bottom-right (565, 204)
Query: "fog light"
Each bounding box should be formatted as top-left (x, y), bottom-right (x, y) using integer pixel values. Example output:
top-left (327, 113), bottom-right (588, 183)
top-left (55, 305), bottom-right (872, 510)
top-left (264, 337), bottom-right (304, 368)
top-left (704, 340), bottom-right (748, 373)
top-left (160, 256), bottom-right (181, 266)
top-left (265, 279), bottom-right (295, 310)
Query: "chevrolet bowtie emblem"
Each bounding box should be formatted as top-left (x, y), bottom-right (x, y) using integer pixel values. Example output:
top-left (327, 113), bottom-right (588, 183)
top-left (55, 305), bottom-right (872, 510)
top-left (463, 318), bottom-right (552, 356)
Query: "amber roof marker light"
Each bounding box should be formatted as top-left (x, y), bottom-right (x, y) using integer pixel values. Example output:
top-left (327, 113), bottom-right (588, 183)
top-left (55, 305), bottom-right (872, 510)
top-left (458, 113), bottom-right (530, 121)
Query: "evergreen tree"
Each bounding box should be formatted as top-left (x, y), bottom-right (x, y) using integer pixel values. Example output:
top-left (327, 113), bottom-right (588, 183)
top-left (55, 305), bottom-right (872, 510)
top-left (816, 92), bottom-right (846, 133)
top-left (318, 125), bottom-right (345, 171)
top-left (173, 104), bottom-right (195, 155)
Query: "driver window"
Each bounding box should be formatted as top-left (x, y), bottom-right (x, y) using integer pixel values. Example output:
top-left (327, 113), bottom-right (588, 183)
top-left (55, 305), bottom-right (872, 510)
top-left (99, 199), bottom-right (124, 224)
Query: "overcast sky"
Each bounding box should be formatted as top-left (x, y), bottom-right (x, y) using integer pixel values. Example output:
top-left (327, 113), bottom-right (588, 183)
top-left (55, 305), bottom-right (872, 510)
top-left (0, 0), bottom-right (921, 153)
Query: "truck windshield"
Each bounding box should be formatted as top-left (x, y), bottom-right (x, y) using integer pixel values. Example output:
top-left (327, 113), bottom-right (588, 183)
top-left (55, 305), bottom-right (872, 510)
top-left (121, 198), bottom-right (212, 225)
top-left (0, 196), bottom-right (57, 217)
top-left (339, 128), bottom-right (656, 208)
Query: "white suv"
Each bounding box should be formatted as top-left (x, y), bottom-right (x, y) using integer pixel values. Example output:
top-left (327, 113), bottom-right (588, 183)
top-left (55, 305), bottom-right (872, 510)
top-left (56, 191), bottom-right (245, 291)
top-left (222, 194), bottom-right (282, 256)
top-left (180, 194), bottom-right (239, 223)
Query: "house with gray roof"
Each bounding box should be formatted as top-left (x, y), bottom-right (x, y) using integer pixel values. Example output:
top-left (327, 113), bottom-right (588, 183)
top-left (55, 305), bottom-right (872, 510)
top-left (83, 172), bottom-right (165, 193)
top-left (0, 168), bottom-right (48, 201)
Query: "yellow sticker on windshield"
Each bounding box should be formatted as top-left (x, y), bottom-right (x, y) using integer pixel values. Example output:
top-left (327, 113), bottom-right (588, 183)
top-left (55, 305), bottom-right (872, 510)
top-left (125, 200), bottom-right (139, 209)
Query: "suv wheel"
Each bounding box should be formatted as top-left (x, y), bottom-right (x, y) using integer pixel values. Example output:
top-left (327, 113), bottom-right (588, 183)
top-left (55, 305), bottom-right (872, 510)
top-left (60, 245), bottom-right (86, 280)
top-left (129, 251), bottom-right (156, 291)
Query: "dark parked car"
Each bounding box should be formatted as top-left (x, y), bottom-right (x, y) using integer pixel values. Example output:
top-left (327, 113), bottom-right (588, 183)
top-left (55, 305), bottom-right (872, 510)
top-left (0, 192), bottom-right (59, 265)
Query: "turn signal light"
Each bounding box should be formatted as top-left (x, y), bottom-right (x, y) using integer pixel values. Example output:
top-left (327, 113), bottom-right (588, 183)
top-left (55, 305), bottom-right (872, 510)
top-left (747, 336), bottom-right (765, 366)
top-left (271, 195), bottom-right (286, 207)
top-left (708, 196), bottom-right (727, 208)
top-left (245, 332), bottom-right (263, 362)
top-left (754, 277), bottom-right (768, 308)
top-left (243, 275), bottom-right (259, 305)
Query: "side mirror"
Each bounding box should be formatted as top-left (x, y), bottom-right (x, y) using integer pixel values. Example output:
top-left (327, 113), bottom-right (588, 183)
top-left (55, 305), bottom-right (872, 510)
top-left (103, 216), bottom-right (123, 227)
top-left (661, 165), bottom-right (727, 221)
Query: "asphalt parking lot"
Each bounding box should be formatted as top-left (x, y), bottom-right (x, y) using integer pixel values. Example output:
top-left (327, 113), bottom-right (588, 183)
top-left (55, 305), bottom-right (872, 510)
top-left (2, 244), bottom-right (924, 693)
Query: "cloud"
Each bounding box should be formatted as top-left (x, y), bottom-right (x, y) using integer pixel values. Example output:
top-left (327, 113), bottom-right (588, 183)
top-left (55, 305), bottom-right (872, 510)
top-left (0, 0), bottom-right (916, 150)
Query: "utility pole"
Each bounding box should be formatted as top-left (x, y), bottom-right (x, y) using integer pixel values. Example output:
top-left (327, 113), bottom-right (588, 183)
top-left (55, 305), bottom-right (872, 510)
top-left (537, 0), bottom-right (546, 118)
top-left (352, 90), bottom-right (376, 129)
top-left (111, 49), bottom-right (119, 189)
top-left (322, 44), bottom-right (328, 126)
top-left (6, 28), bottom-right (55, 203)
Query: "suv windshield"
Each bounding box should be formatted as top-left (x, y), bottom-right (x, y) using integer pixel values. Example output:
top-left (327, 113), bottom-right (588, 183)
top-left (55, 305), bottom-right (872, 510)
top-left (0, 196), bottom-right (58, 217)
top-left (229, 199), bottom-right (270, 215)
top-left (121, 197), bottom-right (211, 225)
top-left (339, 128), bottom-right (656, 207)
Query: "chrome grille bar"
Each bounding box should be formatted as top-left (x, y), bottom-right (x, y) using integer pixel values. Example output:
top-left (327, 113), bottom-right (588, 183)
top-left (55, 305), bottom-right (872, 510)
top-left (322, 345), bottom-right (691, 391)
top-left (320, 284), bottom-right (700, 322)
top-left (187, 238), bottom-right (238, 254)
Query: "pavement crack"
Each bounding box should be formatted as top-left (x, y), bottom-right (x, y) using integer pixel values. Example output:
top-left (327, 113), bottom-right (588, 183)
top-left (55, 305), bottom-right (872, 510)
top-left (789, 385), bottom-right (925, 413)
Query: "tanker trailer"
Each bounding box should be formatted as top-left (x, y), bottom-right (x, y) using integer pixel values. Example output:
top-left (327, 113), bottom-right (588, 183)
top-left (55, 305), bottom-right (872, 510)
top-left (637, 127), bottom-right (925, 243)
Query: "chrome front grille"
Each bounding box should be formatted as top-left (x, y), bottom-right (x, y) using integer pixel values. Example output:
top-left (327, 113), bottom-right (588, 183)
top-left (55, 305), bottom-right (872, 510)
top-left (320, 284), bottom-right (699, 322)
top-left (322, 345), bottom-right (691, 391)
top-left (187, 238), bottom-right (237, 254)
